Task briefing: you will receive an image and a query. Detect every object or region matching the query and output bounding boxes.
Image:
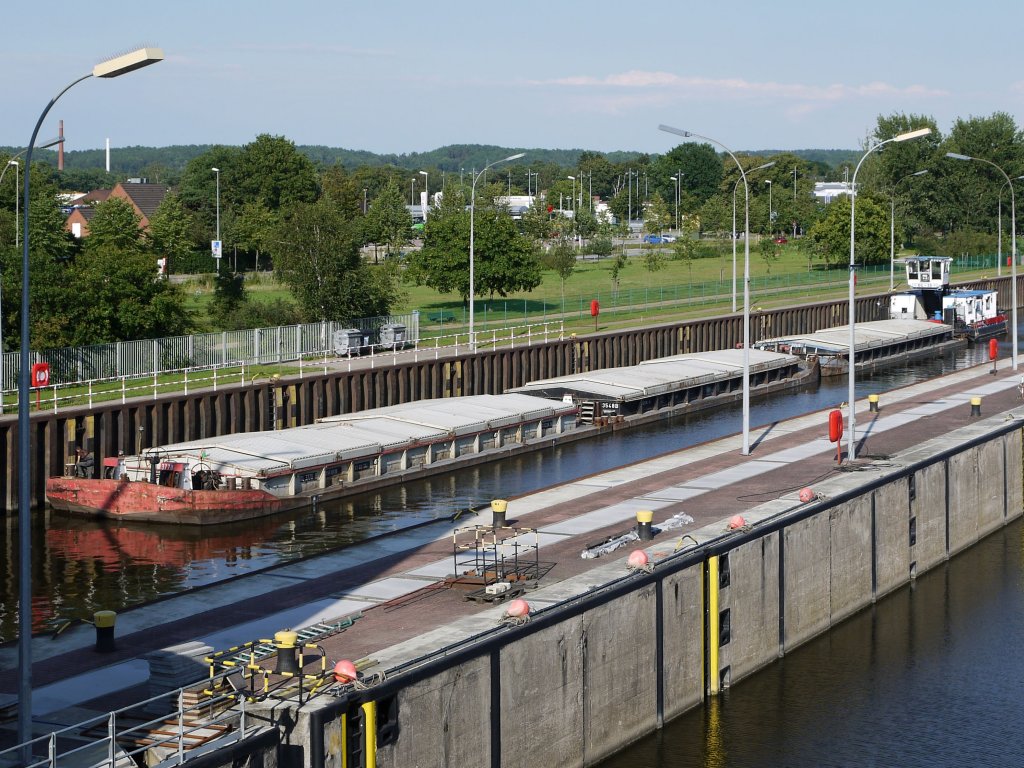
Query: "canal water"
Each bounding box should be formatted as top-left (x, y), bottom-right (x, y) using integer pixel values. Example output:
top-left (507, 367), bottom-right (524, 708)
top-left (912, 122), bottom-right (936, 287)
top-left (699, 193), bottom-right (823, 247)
top-left (0, 342), bottom-right (995, 642)
top-left (596, 516), bottom-right (1024, 768)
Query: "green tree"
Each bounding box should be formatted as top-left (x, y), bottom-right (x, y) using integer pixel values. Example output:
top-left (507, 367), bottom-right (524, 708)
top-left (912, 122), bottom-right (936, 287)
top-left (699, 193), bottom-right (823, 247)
top-left (643, 248), bottom-right (666, 282)
top-left (412, 186), bottom-right (541, 301)
top-left (807, 195), bottom-right (890, 268)
top-left (759, 237), bottom-right (782, 275)
top-left (609, 251), bottom-right (628, 296)
top-left (270, 196), bottom-right (396, 322)
top-left (644, 194), bottom-right (672, 234)
top-left (235, 134), bottom-right (319, 211)
top-left (365, 180), bottom-right (412, 258)
top-left (63, 240), bottom-right (192, 346)
top-left (87, 197), bottom-right (144, 252)
top-left (146, 193), bottom-right (196, 275)
top-left (542, 237), bottom-right (576, 305)
top-left (232, 202), bottom-right (278, 272)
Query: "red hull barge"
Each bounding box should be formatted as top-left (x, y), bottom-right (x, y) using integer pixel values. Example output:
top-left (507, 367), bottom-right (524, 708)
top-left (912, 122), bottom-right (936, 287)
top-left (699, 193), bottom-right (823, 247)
top-left (45, 476), bottom-right (302, 525)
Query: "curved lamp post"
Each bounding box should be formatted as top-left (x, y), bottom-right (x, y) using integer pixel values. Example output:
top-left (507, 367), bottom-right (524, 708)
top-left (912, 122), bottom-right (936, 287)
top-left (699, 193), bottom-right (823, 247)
top-left (946, 152), bottom-right (1018, 371)
top-left (889, 170), bottom-right (928, 291)
top-left (731, 162), bottom-right (774, 313)
top-left (996, 175), bottom-right (1024, 278)
top-left (660, 124), bottom-right (757, 455)
top-left (847, 127), bottom-right (931, 462)
top-left (765, 179), bottom-right (773, 232)
top-left (17, 46), bottom-right (163, 750)
top-left (469, 152), bottom-right (524, 352)
top-left (419, 170), bottom-right (429, 215)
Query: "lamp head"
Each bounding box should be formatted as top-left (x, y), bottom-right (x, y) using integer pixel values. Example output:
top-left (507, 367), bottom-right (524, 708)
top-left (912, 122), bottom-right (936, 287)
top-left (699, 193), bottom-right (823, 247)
top-left (912, 170), bottom-right (929, 177)
top-left (567, 175), bottom-right (575, 180)
top-left (658, 125), bottom-right (692, 139)
top-left (419, 170), bottom-right (428, 177)
top-left (504, 152), bottom-right (525, 162)
top-left (93, 46), bottom-right (164, 78)
top-left (946, 152), bottom-right (972, 161)
top-left (894, 127), bottom-right (931, 142)
top-left (756, 161), bottom-right (776, 172)
top-left (211, 167), bottom-right (220, 173)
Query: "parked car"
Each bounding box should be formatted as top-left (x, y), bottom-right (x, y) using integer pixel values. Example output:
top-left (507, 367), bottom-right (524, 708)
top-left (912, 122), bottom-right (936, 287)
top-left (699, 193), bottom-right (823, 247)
top-left (773, 236), bottom-right (788, 244)
top-left (643, 234), bottom-right (669, 244)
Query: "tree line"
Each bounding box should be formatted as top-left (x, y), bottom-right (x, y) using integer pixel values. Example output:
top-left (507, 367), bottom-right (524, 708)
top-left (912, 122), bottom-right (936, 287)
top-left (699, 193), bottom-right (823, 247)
top-left (0, 112), bottom-right (1020, 353)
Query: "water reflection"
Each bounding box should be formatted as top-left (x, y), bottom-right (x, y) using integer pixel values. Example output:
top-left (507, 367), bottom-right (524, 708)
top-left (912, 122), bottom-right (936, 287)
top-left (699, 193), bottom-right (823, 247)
top-left (597, 518), bottom-right (1024, 768)
top-left (0, 342), bottom-right (994, 641)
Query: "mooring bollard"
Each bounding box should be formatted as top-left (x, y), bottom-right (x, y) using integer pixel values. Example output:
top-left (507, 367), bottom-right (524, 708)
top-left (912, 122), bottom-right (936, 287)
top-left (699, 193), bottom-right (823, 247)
top-left (94, 610), bottom-right (116, 653)
top-left (491, 499), bottom-right (508, 528)
top-left (636, 510), bottom-right (654, 541)
top-left (868, 394), bottom-right (880, 412)
top-left (970, 396), bottom-right (982, 417)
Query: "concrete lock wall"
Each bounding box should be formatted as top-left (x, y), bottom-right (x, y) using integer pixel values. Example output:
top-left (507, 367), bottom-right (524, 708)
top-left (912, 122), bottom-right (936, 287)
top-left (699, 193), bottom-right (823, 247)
top-left (277, 419), bottom-right (1024, 768)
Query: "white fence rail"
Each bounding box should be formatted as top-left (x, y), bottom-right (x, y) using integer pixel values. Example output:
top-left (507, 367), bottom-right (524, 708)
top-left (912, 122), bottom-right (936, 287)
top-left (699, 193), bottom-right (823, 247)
top-left (0, 312), bottom-right (421, 393)
top-left (1, 320), bottom-right (563, 415)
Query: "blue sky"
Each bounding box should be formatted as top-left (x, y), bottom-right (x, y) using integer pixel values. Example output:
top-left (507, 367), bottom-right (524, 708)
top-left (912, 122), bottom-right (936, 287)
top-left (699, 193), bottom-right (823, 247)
top-left (2, 0), bottom-right (1021, 155)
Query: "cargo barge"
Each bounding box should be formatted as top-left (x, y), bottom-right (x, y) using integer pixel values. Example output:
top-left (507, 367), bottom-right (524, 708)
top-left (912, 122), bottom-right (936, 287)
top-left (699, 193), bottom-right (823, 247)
top-left (753, 319), bottom-right (964, 376)
top-left (45, 349), bottom-right (809, 524)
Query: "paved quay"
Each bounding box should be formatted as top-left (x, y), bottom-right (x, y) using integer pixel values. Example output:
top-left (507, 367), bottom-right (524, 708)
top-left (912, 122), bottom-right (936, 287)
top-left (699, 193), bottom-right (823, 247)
top-left (3, 359), bottom-right (1023, 731)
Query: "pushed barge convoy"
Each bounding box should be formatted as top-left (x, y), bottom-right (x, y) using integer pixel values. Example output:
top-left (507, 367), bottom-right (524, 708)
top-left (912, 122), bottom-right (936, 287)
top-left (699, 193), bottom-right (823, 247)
top-left (46, 349), bottom-right (808, 524)
top-left (753, 319), bottom-right (963, 377)
top-left (46, 394), bottom-right (577, 525)
top-left (889, 256), bottom-right (1006, 340)
top-left (507, 348), bottom-right (809, 423)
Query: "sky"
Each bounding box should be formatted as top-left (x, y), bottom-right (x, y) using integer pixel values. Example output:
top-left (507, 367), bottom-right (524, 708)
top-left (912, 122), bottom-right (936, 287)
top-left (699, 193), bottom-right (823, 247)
top-left (2, 0), bottom-right (1022, 157)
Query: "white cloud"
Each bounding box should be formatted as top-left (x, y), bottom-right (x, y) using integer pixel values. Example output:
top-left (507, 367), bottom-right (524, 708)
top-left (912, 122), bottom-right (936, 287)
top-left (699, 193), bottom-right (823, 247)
top-left (526, 69), bottom-right (948, 104)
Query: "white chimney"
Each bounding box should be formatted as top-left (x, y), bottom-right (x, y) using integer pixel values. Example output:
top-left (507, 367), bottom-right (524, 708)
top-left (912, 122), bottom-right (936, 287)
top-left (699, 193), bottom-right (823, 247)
top-left (105, 138), bottom-right (110, 173)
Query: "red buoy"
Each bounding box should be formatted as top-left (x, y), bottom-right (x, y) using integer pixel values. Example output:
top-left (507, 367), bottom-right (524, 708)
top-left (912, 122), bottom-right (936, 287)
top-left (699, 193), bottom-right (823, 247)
top-left (799, 487), bottom-right (815, 503)
top-left (333, 659), bottom-right (357, 683)
top-left (506, 599), bottom-right (530, 618)
top-left (989, 338), bottom-right (999, 361)
top-left (828, 409), bottom-right (844, 443)
top-left (728, 515), bottom-right (746, 530)
top-left (627, 550), bottom-right (649, 568)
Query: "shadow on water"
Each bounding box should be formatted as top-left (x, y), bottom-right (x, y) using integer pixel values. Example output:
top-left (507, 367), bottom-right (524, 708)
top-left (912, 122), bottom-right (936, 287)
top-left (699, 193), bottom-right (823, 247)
top-left (0, 340), bottom-right (995, 641)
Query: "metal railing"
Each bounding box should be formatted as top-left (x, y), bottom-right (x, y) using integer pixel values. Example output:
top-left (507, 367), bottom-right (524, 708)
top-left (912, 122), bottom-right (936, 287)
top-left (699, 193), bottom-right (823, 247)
top-left (0, 313), bottom-right (420, 396)
top-left (0, 685), bottom-right (254, 768)
top-left (1, 320), bottom-right (563, 415)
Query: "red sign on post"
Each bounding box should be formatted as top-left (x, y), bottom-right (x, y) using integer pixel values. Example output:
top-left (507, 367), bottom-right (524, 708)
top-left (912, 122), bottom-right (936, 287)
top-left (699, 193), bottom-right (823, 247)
top-left (31, 363), bottom-right (50, 410)
top-left (590, 299), bottom-right (600, 332)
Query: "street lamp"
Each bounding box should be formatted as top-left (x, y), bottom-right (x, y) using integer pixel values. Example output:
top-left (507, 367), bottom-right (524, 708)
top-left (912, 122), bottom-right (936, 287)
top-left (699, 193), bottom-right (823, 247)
top-left (469, 152), bottom-right (524, 352)
top-left (731, 162), bottom-right (775, 313)
top-left (765, 179), bottom-right (773, 233)
top-left (419, 170), bottom-right (429, 215)
top-left (410, 177), bottom-right (417, 207)
top-left (669, 175), bottom-right (679, 233)
top-left (847, 127), bottom-right (931, 462)
top-left (889, 170), bottom-right (928, 291)
top-left (946, 151), bottom-right (1018, 371)
top-left (660, 124), bottom-right (757, 455)
top-left (996, 176), bottom-right (1024, 278)
top-left (211, 167), bottom-right (221, 272)
top-left (567, 175), bottom-right (576, 214)
top-left (16, 45), bottom-right (164, 751)
top-left (1, 138), bottom-right (63, 249)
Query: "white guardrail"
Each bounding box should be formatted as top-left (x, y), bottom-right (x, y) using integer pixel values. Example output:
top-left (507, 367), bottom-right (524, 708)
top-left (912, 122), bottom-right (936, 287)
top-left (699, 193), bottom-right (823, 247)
top-left (0, 321), bottom-right (564, 415)
top-left (0, 685), bottom-right (253, 768)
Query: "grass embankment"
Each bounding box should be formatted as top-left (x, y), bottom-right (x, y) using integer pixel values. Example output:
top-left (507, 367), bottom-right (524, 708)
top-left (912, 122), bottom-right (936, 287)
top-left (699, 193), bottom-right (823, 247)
top-left (183, 242), bottom-right (997, 340)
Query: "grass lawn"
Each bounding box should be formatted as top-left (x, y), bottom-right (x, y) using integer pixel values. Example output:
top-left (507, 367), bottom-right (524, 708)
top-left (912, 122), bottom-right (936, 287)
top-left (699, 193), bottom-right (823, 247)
top-left (179, 242), bottom-right (999, 338)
